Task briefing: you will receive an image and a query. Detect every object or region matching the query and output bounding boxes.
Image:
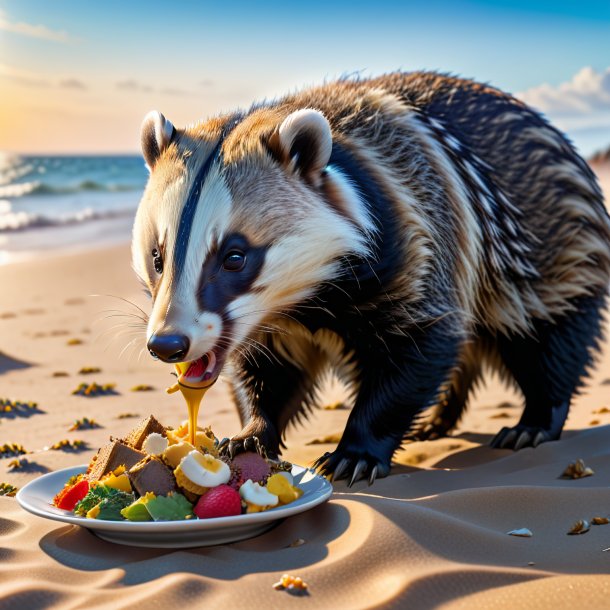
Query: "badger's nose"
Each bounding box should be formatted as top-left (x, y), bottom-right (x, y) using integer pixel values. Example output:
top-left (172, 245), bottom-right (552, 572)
top-left (147, 334), bottom-right (190, 363)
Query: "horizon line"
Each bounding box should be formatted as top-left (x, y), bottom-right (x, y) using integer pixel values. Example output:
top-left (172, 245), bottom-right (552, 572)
top-left (1, 149), bottom-right (143, 157)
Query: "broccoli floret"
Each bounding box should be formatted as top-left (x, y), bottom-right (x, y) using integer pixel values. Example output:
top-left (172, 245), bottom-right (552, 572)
top-left (74, 484), bottom-right (121, 516)
top-left (96, 491), bottom-right (135, 521)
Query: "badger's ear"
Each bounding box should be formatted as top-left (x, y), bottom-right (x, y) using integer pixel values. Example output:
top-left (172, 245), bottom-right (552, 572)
top-left (141, 110), bottom-right (175, 169)
top-left (267, 109), bottom-right (332, 185)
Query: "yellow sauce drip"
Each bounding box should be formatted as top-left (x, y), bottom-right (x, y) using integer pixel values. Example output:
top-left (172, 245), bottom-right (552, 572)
top-left (166, 364), bottom-right (213, 445)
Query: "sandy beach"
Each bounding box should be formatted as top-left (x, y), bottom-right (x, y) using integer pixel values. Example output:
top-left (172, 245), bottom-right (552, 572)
top-left (1, 0), bottom-right (609, 607)
top-left (1, 212), bottom-right (610, 610)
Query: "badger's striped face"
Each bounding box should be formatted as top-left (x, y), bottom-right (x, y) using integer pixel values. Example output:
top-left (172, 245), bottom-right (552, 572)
top-left (132, 109), bottom-right (373, 387)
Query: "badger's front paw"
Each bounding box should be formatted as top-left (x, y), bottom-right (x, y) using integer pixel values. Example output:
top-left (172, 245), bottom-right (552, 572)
top-left (313, 443), bottom-right (392, 487)
top-left (218, 435), bottom-right (271, 459)
top-left (218, 417), bottom-right (280, 460)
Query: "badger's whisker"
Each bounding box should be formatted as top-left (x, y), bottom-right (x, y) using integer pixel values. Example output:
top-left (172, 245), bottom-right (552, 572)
top-left (93, 324), bottom-right (147, 344)
top-left (90, 294), bottom-right (150, 321)
top-left (97, 311), bottom-right (149, 324)
top-left (229, 320), bottom-right (289, 337)
top-left (117, 336), bottom-right (142, 361)
top-left (229, 307), bottom-right (301, 326)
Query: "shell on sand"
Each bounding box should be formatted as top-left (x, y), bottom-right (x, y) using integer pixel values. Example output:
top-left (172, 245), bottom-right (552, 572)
top-left (567, 520), bottom-right (590, 535)
top-left (507, 528), bottom-right (533, 537)
top-left (560, 459), bottom-right (594, 479)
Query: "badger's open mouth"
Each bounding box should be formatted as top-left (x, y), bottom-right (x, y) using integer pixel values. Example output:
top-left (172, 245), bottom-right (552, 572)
top-left (175, 350), bottom-right (225, 389)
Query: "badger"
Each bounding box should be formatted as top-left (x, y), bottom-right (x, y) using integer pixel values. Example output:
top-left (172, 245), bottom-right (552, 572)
top-left (132, 72), bottom-right (610, 485)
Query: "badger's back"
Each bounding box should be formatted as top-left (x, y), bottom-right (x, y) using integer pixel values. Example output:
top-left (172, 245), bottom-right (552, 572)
top-left (245, 72), bottom-right (610, 334)
top-left (375, 72), bottom-right (610, 314)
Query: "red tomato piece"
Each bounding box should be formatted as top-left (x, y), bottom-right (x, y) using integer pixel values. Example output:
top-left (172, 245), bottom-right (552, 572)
top-left (54, 479), bottom-right (90, 511)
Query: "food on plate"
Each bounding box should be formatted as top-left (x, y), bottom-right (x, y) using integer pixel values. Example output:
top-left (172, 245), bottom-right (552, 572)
top-left (52, 415), bottom-right (303, 521)
top-left (193, 485), bottom-right (241, 519)
top-left (128, 455), bottom-right (177, 496)
top-left (266, 473), bottom-right (304, 505)
top-left (53, 479), bottom-right (90, 510)
top-left (86, 440), bottom-right (146, 480)
top-left (141, 432), bottom-right (168, 456)
top-left (123, 414), bottom-right (167, 450)
top-left (163, 441), bottom-right (195, 468)
top-left (174, 451), bottom-right (230, 494)
top-left (231, 452), bottom-right (271, 484)
top-left (239, 480), bottom-right (279, 513)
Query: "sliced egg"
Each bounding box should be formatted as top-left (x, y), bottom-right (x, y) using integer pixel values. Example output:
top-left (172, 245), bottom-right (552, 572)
top-left (239, 479), bottom-right (279, 507)
top-left (178, 450), bottom-right (230, 488)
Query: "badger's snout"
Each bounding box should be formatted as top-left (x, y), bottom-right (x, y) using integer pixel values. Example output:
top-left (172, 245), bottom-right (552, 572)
top-left (147, 333), bottom-right (190, 363)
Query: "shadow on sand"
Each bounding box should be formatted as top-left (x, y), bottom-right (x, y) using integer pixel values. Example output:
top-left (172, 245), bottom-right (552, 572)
top-left (0, 351), bottom-right (32, 376)
top-left (38, 502), bottom-right (349, 583)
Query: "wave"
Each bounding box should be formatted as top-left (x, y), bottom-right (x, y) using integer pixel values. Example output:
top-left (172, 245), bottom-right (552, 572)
top-left (0, 162), bottom-right (35, 187)
top-left (0, 207), bottom-right (135, 233)
top-left (0, 180), bottom-right (142, 198)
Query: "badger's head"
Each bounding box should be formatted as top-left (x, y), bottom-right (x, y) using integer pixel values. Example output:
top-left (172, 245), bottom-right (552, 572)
top-left (132, 107), bottom-right (373, 388)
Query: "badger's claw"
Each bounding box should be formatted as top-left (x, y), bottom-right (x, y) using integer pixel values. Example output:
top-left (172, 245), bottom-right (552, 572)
top-left (313, 448), bottom-right (390, 487)
top-left (331, 457), bottom-right (350, 482)
top-left (218, 435), bottom-right (270, 459)
top-left (243, 435), bottom-right (262, 454)
top-left (217, 437), bottom-right (230, 452)
top-left (491, 425), bottom-right (552, 450)
top-left (348, 459), bottom-right (367, 487)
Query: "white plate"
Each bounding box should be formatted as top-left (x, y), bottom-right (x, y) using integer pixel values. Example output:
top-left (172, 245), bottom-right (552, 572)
top-left (17, 464), bottom-right (332, 548)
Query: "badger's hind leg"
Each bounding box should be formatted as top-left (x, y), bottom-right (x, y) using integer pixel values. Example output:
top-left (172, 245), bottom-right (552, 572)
top-left (491, 294), bottom-right (607, 450)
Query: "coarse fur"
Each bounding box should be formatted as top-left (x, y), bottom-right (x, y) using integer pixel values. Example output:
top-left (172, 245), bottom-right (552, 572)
top-left (133, 71), bottom-right (610, 485)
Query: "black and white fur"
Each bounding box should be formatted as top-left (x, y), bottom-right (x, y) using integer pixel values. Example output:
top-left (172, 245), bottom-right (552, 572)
top-left (133, 72), bottom-right (610, 485)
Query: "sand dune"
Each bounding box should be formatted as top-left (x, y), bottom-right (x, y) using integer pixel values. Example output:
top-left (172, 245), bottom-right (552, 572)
top-left (1, 239), bottom-right (610, 609)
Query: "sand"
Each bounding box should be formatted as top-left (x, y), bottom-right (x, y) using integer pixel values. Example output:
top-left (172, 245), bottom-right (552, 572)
top-left (1, 230), bottom-right (610, 608)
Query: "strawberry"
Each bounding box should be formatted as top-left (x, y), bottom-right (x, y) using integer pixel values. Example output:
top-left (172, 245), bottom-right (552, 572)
top-left (194, 484), bottom-right (242, 519)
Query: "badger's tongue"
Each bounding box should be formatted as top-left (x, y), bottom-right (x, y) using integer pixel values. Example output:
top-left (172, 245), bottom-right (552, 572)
top-left (177, 351), bottom-right (219, 388)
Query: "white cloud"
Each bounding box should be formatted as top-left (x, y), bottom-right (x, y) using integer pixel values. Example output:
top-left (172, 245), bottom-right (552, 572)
top-left (0, 9), bottom-right (74, 43)
top-left (60, 78), bottom-right (87, 90)
top-left (517, 66), bottom-right (610, 117)
top-left (160, 87), bottom-right (195, 97)
top-left (115, 79), bottom-right (196, 97)
top-left (116, 79), bottom-right (153, 93)
top-left (0, 63), bottom-right (86, 92)
top-left (517, 66), bottom-right (610, 156)
top-left (0, 62), bottom-right (49, 87)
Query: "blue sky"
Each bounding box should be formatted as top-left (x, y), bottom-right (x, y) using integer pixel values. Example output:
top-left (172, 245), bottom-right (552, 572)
top-left (0, 0), bottom-right (609, 154)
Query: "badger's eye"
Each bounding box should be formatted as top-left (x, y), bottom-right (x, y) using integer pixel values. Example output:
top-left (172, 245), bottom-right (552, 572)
top-left (152, 248), bottom-right (163, 274)
top-left (223, 250), bottom-right (246, 272)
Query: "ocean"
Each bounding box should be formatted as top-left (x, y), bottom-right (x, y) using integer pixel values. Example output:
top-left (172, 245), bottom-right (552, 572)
top-left (0, 153), bottom-right (148, 264)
